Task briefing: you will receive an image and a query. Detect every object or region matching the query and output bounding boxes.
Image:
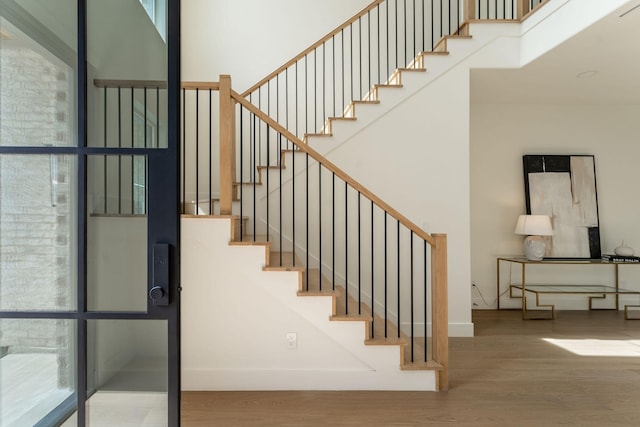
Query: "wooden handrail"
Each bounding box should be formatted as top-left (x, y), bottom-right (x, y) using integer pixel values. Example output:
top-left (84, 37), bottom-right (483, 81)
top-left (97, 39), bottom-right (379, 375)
top-left (94, 79), bottom-right (167, 89)
top-left (230, 88), bottom-right (437, 247)
top-left (241, 0), bottom-right (385, 97)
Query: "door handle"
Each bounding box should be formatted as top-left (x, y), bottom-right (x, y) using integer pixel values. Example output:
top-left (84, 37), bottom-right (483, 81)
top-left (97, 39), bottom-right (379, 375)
top-left (150, 243), bottom-right (170, 305)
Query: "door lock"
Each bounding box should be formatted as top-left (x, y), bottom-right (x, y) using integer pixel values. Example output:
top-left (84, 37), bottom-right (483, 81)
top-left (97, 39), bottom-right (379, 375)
top-left (151, 243), bottom-right (170, 305)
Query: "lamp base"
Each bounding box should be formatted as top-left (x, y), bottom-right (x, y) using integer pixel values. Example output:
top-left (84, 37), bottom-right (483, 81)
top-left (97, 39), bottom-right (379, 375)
top-left (523, 235), bottom-right (546, 261)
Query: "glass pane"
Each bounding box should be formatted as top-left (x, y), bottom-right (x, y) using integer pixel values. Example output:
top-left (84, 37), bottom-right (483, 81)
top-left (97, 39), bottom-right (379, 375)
top-left (87, 155), bottom-right (148, 312)
top-left (0, 2), bottom-right (77, 147)
top-left (0, 154), bottom-right (77, 311)
top-left (0, 319), bottom-right (76, 426)
top-left (87, 0), bottom-right (168, 148)
top-left (86, 320), bottom-right (167, 427)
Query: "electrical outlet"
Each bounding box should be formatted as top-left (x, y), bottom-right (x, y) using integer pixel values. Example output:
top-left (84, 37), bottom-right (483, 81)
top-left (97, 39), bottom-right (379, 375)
top-left (286, 332), bottom-right (297, 349)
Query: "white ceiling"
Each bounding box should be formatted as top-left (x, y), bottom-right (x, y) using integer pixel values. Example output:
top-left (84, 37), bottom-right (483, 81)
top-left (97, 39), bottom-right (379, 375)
top-left (471, 2), bottom-right (640, 104)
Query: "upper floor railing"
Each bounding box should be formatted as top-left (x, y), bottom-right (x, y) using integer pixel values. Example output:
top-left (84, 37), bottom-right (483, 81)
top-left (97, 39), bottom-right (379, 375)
top-left (241, 0), bottom-right (547, 141)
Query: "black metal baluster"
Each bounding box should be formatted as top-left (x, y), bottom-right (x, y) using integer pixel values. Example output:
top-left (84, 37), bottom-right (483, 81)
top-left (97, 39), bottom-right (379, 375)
top-left (119, 87), bottom-right (123, 214)
top-left (424, 239), bottom-right (427, 362)
top-left (305, 55), bottom-right (308, 135)
top-left (209, 89), bottom-right (212, 215)
top-left (240, 105), bottom-right (243, 236)
top-left (332, 35), bottom-right (336, 117)
top-left (292, 136), bottom-right (296, 267)
top-left (350, 24), bottom-right (354, 103)
top-left (285, 68), bottom-right (289, 148)
top-left (314, 49), bottom-right (317, 133)
top-left (295, 62), bottom-right (299, 138)
top-left (266, 125), bottom-right (270, 244)
top-left (359, 16), bottom-right (363, 100)
top-left (258, 88), bottom-right (262, 167)
top-left (410, 231), bottom-right (414, 362)
top-left (377, 4), bottom-right (381, 84)
top-left (386, 0), bottom-right (390, 78)
top-left (253, 113), bottom-right (257, 241)
top-left (384, 211), bottom-right (388, 337)
top-left (404, 0), bottom-right (407, 66)
top-left (319, 163), bottom-right (322, 291)
top-left (397, 220), bottom-right (401, 338)
top-left (156, 86), bottom-right (159, 148)
top-left (279, 135), bottom-right (283, 266)
top-left (195, 88), bottom-right (199, 215)
top-left (422, 0), bottom-right (425, 53)
top-left (306, 152), bottom-right (309, 289)
top-left (431, 0), bottom-right (434, 50)
top-left (144, 88), bottom-right (147, 148)
top-left (367, 11), bottom-right (371, 93)
top-left (371, 201), bottom-right (375, 338)
top-left (395, 0), bottom-right (399, 70)
top-left (322, 43), bottom-right (325, 128)
top-left (143, 87), bottom-right (148, 214)
top-left (358, 191), bottom-right (361, 314)
top-left (345, 181), bottom-right (348, 315)
top-left (342, 29), bottom-right (345, 110)
top-left (103, 87), bottom-right (107, 213)
top-left (412, 0), bottom-right (416, 64)
top-left (130, 87), bottom-right (134, 214)
top-left (439, 0), bottom-right (443, 41)
top-left (332, 172), bottom-right (336, 290)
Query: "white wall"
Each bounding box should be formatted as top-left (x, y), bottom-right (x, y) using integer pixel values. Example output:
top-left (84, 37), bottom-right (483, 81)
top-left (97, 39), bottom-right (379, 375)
top-left (181, 217), bottom-right (437, 390)
top-left (470, 104), bottom-right (640, 309)
top-left (323, 64), bottom-right (474, 336)
top-left (181, 0), bottom-right (372, 90)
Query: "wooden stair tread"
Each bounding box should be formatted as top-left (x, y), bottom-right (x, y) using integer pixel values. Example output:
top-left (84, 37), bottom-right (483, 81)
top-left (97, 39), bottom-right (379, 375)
top-left (297, 289), bottom-right (339, 297)
top-left (401, 360), bottom-right (443, 371)
top-left (351, 100), bottom-right (380, 105)
top-left (305, 132), bottom-right (333, 138)
top-left (421, 51), bottom-right (449, 56)
top-left (373, 83), bottom-right (403, 89)
top-left (230, 234), bottom-right (271, 245)
top-left (397, 67), bottom-right (426, 72)
top-left (365, 337), bottom-right (408, 346)
top-left (328, 116), bottom-right (357, 121)
top-left (330, 314), bottom-right (373, 322)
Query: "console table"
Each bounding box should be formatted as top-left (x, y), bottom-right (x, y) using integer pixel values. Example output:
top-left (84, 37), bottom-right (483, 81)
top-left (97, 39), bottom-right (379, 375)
top-left (496, 257), bottom-right (640, 320)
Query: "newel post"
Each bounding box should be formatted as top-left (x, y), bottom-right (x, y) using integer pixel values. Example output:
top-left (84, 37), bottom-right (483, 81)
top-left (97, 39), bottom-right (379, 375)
top-left (463, 0), bottom-right (476, 21)
top-left (219, 74), bottom-right (236, 215)
top-left (431, 233), bottom-right (449, 391)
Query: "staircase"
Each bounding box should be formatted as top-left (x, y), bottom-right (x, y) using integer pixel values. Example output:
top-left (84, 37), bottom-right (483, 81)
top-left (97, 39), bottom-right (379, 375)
top-left (91, 0), bottom-right (559, 391)
top-left (177, 0), bottom-right (555, 392)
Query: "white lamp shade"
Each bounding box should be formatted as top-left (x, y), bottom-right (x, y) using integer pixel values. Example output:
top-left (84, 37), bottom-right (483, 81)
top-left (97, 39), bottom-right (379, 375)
top-left (514, 215), bottom-right (553, 236)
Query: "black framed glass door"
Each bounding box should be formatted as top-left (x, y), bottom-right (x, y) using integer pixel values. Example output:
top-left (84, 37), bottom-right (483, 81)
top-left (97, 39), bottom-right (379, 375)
top-left (0, 1), bottom-right (180, 425)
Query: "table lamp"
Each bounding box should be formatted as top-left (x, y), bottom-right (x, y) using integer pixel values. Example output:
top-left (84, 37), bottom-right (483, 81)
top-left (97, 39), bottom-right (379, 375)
top-left (514, 215), bottom-right (553, 261)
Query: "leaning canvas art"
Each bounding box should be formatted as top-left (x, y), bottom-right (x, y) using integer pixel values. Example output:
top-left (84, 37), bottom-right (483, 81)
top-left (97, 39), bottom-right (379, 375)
top-left (523, 155), bottom-right (601, 259)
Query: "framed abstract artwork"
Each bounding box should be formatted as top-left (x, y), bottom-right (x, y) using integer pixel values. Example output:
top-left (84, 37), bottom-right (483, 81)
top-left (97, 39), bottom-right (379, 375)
top-left (523, 155), bottom-right (601, 259)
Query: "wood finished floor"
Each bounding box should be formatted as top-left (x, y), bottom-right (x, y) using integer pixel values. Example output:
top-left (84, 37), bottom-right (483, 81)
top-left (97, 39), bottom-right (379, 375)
top-left (182, 309), bottom-right (640, 426)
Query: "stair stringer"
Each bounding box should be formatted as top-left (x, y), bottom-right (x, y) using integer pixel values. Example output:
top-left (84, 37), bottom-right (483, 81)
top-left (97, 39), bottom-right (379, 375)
top-left (181, 216), bottom-right (436, 391)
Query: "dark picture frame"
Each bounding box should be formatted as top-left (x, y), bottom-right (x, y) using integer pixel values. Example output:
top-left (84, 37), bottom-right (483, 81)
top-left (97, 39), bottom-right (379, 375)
top-left (523, 155), bottom-right (601, 259)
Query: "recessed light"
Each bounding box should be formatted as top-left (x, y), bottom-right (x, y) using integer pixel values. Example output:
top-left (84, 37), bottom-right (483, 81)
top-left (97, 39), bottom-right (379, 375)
top-left (576, 70), bottom-right (598, 79)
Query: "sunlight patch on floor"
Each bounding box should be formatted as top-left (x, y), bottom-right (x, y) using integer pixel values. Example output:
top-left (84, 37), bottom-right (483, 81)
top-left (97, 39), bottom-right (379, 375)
top-left (543, 338), bottom-right (640, 356)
